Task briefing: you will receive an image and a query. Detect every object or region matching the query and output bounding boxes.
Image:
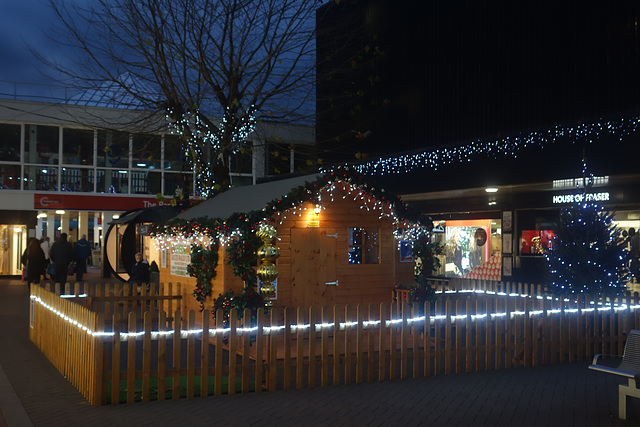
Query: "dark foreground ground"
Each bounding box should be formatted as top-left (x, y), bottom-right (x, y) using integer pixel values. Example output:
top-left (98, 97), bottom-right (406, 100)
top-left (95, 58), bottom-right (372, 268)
top-left (1, 272), bottom-right (639, 427)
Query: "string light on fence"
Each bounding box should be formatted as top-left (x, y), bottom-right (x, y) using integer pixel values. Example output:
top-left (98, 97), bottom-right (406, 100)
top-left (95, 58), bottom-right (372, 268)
top-left (30, 289), bottom-right (640, 342)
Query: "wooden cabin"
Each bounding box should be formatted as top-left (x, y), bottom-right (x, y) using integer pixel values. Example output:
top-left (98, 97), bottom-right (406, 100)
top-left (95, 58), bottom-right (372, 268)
top-left (152, 171), bottom-right (426, 316)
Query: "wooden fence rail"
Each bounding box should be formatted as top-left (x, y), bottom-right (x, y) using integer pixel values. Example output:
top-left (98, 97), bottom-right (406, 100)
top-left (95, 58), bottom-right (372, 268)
top-left (29, 281), bottom-right (640, 406)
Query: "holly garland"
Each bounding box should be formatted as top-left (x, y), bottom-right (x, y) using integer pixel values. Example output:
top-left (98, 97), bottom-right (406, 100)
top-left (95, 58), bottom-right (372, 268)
top-left (150, 166), bottom-right (432, 242)
top-left (226, 232), bottom-right (262, 289)
top-left (187, 242), bottom-right (220, 310)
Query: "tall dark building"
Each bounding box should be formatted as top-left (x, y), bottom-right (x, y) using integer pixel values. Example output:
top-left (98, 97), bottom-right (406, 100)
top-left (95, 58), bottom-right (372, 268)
top-left (317, 1), bottom-right (640, 172)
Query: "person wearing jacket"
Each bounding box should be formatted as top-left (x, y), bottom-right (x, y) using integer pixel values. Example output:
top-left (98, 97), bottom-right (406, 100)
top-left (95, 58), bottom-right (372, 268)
top-left (74, 234), bottom-right (92, 281)
top-left (49, 233), bottom-right (74, 286)
top-left (21, 238), bottom-right (47, 284)
top-left (128, 252), bottom-right (150, 286)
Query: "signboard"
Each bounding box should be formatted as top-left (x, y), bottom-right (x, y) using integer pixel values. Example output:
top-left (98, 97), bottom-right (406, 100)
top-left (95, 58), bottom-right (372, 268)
top-left (552, 192), bottom-right (610, 205)
top-left (170, 244), bottom-right (190, 277)
top-left (34, 193), bottom-right (170, 211)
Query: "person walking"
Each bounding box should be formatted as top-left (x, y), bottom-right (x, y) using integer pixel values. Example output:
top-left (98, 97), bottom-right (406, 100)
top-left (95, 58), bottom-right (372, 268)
top-left (74, 234), bottom-right (92, 281)
top-left (49, 233), bottom-right (74, 286)
top-left (21, 238), bottom-right (47, 284)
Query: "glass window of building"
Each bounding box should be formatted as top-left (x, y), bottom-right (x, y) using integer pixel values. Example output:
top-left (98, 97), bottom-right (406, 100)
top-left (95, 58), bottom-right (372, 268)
top-left (24, 165), bottom-right (58, 191)
top-left (62, 128), bottom-right (94, 165)
top-left (24, 125), bottom-right (59, 165)
top-left (165, 172), bottom-right (193, 197)
top-left (163, 134), bottom-right (189, 171)
top-left (131, 170), bottom-right (161, 194)
top-left (0, 165), bottom-right (21, 189)
top-left (132, 133), bottom-right (161, 169)
top-left (348, 227), bottom-right (380, 264)
top-left (96, 169), bottom-right (128, 193)
top-left (98, 129), bottom-right (129, 168)
top-left (61, 167), bottom-right (95, 192)
top-left (0, 123), bottom-right (21, 162)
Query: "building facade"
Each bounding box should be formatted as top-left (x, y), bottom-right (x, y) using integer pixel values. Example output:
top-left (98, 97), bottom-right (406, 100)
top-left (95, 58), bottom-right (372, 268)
top-left (0, 99), bottom-right (314, 277)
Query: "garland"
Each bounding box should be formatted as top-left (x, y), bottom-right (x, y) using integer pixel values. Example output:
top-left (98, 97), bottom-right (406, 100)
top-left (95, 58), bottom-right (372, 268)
top-left (187, 243), bottom-right (219, 310)
top-left (396, 231), bottom-right (443, 308)
top-left (226, 233), bottom-right (262, 289)
top-left (149, 166), bottom-right (433, 242)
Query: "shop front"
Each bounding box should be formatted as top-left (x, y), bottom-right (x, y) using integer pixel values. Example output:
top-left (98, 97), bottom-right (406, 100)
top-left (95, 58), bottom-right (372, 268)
top-left (403, 173), bottom-right (640, 285)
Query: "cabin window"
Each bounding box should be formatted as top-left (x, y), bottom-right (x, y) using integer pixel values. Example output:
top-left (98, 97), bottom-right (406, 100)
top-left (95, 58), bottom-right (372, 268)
top-left (348, 227), bottom-right (380, 264)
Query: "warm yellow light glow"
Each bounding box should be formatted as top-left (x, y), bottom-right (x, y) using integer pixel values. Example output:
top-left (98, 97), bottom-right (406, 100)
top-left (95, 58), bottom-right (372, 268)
top-left (55, 210), bottom-right (65, 214)
top-left (314, 204), bottom-right (321, 215)
top-left (485, 187), bottom-right (498, 193)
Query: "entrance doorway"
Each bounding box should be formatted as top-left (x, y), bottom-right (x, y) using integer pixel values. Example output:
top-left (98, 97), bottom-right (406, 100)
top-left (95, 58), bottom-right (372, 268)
top-left (290, 228), bottom-right (338, 308)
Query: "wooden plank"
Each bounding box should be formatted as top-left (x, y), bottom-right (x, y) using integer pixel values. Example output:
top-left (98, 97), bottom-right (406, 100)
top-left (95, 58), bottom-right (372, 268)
top-left (255, 309), bottom-right (264, 393)
top-left (334, 305), bottom-right (341, 385)
top-left (296, 307), bottom-right (304, 389)
top-left (142, 311), bottom-right (151, 402)
top-left (158, 311), bottom-right (167, 401)
top-left (400, 303), bottom-right (408, 380)
top-left (445, 299), bottom-right (452, 375)
top-left (186, 310), bottom-right (195, 399)
top-left (241, 308), bottom-right (251, 394)
top-left (283, 307), bottom-right (292, 391)
top-left (345, 304), bottom-right (353, 384)
top-left (356, 304), bottom-right (364, 384)
top-left (308, 306), bottom-right (317, 388)
top-left (466, 298), bottom-right (472, 373)
top-left (228, 308), bottom-right (237, 395)
top-left (368, 304), bottom-right (375, 382)
top-left (412, 304), bottom-right (419, 379)
top-left (378, 303), bottom-right (386, 382)
top-left (214, 309), bottom-right (224, 396)
top-left (126, 311), bottom-right (136, 404)
top-left (269, 308), bottom-right (278, 392)
top-left (321, 306), bottom-right (330, 387)
top-left (172, 309), bottom-right (181, 400)
top-left (389, 304), bottom-right (396, 380)
top-left (424, 302), bottom-right (431, 377)
top-left (200, 310), bottom-right (210, 398)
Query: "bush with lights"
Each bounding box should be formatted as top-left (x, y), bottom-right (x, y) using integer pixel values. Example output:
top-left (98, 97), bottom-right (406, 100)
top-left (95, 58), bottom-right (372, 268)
top-left (544, 191), bottom-right (628, 296)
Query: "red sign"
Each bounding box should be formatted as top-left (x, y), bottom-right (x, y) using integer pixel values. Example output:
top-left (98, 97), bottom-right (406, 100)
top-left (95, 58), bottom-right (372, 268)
top-left (34, 194), bottom-right (168, 211)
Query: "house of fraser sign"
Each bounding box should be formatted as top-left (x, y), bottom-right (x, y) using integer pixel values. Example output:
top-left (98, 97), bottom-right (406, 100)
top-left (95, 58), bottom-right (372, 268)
top-left (552, 192), bottom-right (610, 204)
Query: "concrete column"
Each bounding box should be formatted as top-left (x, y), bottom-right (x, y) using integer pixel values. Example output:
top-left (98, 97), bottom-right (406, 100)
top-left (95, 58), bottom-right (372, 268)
top-left (77, 211), bottom-right (89, 241)
top-left (93, 212), bottom-right (101, 247)
top-left (60, 212), bottom-right (70, 237)
top-left (37, 212), bottom-right (46, 239)
top-left (46, 213), bottom-right (56, 242)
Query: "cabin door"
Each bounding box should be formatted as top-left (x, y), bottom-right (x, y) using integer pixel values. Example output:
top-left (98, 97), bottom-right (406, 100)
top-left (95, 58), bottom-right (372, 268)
top-left (291, 228), bottom-right (338, 309)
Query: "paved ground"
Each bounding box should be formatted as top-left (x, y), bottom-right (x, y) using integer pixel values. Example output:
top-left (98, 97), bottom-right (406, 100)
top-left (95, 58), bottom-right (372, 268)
top-left (1, 270), bottom-right (640, 426)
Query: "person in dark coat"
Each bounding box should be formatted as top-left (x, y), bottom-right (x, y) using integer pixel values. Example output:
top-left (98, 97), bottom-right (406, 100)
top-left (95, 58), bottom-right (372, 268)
top-left (74, 234), bottom-right (92, 281)
top-left (129, 252), bottom-right (150, 286)
top-left (21, 238), bottom-right (46, 284)
top-left (49, 233), bottom-right (74, 286)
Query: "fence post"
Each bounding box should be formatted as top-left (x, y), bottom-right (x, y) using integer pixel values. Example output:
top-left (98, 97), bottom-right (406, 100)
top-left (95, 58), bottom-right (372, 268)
top-left (378, 303), bottom-right (387, 382)
top-left (201, 309), bottom-right (210, 398)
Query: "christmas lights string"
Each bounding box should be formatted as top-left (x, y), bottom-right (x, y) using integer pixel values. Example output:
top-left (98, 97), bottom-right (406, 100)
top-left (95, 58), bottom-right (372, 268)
top-left (32, 288), bottom-right (640, 341)
top-left (344, 115), bottom-right (640, 176)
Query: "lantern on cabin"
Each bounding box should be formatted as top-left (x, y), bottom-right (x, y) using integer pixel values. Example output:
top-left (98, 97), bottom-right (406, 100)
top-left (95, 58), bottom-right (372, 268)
top-left (256, 224), bottom-right (280, 306)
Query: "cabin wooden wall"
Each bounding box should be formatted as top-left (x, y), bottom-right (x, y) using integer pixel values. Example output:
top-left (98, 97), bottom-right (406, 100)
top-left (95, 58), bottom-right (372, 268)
top-left (158, 181), bottom-right (417, 316)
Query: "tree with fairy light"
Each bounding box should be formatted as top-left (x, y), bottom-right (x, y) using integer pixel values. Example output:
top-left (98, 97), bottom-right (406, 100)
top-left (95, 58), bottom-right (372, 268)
top-left (545, 177), bottom-right (628, 296)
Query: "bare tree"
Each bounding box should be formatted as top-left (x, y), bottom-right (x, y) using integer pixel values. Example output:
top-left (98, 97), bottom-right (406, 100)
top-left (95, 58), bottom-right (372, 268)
top-left (42, 0), bottom-right (322, 196)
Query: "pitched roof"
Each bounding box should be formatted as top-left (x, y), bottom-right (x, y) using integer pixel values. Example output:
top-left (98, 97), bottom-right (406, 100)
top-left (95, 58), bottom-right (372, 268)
top-left (176, 173), bottom-right (324, 221)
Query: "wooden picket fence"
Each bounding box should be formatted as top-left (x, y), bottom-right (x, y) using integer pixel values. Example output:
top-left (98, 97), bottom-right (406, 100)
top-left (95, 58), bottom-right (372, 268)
top-left (29, 280), bottom-right (640, 406)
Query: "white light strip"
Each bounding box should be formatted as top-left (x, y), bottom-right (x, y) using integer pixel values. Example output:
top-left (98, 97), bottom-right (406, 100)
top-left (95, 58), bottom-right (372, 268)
top-left (31, 290), bottom-right (640, 341)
